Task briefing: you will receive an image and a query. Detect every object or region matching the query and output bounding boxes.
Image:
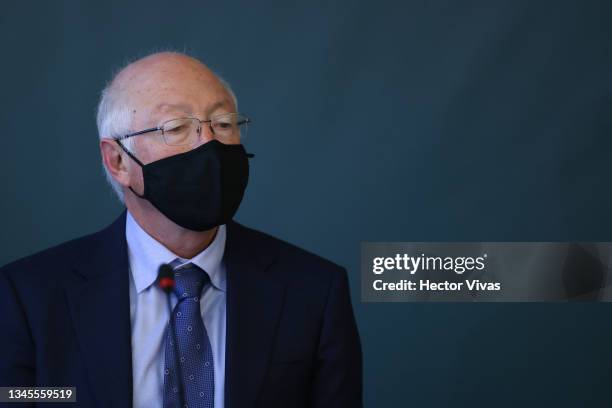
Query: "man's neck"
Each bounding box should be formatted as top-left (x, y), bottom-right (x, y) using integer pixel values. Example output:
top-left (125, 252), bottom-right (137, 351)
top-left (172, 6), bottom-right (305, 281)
top-left (125, 198), bottom-right (218, 259)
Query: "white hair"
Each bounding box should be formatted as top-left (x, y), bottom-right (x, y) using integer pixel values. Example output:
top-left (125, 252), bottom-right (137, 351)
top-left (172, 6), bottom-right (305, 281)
top-left (96, 52), bottom-right (238, 202)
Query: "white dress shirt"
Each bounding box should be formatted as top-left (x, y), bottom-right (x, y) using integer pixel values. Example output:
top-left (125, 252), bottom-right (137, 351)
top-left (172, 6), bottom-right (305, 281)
top-left (126, 211), bottom-right (226, 408)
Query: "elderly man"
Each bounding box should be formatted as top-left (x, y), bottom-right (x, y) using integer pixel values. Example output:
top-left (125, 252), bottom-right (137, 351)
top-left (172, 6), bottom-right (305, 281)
top-left (0, 52), bottom-right (362, 408)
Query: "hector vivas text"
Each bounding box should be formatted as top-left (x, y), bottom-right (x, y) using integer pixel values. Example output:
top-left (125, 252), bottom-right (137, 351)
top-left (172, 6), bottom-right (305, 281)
top-left (371, 253), bottom-right (501, 292)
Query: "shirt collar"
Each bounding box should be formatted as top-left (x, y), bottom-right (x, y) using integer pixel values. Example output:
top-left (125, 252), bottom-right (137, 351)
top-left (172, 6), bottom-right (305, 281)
top-left (125, 211), bottom-right (227, 294)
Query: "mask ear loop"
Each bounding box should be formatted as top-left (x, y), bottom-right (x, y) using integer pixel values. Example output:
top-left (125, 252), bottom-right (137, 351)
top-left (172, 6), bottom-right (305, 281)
top-left (114, 139), bottom-right (147, 198)
top-left (115, 139), bottom-right (144, 166)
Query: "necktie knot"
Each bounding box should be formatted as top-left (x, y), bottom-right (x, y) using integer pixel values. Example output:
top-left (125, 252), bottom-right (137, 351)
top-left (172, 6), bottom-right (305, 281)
top-left (172, 262), bottom-right (210, 300)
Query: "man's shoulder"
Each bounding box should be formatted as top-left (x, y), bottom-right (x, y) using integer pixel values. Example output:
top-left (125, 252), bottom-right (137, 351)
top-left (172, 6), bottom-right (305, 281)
top-left (228, 221), bottom-right (346, 277)
top-left (0, 214), bottom-right (123, 284)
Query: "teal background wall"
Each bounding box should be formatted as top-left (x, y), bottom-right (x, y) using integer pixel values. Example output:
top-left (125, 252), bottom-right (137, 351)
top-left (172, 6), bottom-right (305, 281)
top-left (2, 1), bottom-right (612, 406)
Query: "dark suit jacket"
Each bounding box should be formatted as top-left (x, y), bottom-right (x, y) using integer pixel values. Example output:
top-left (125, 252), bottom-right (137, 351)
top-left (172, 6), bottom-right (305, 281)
top-left (0, 211), bottom-right (362, 407)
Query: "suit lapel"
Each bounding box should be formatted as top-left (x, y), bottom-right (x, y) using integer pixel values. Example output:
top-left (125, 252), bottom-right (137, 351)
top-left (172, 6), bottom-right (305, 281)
top-left (63, 213), bottom-right (284, 408)
top-left (224, 221), bottom-right (286, 408)
top-left (64, 211), bottom-right (133, 408)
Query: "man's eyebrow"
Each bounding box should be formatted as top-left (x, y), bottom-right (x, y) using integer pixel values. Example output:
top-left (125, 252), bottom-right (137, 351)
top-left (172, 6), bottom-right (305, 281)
top-left (206, 99), bottom-right (232, 116)
top-left (205, 100), bottom-right (233, 115)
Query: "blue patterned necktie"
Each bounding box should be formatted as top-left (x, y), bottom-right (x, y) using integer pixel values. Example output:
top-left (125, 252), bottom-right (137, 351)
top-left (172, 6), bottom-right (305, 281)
top-left (163, 262), bottom-right (215, 408)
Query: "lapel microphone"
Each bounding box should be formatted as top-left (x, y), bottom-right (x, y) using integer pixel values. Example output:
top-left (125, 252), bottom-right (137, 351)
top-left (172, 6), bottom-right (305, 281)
top-left (157, 263), bottom-right (186, 407)
top-left (157, 264), bottom-right (175, 294)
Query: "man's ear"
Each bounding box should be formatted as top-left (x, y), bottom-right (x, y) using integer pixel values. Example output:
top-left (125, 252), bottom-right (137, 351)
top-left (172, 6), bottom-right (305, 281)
top-left (100, 139), bottom-right (131, 187)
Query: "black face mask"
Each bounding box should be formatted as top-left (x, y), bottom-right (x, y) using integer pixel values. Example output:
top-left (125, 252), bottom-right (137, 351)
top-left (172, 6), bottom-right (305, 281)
top-left (117, 139), bottom-right (250, 231)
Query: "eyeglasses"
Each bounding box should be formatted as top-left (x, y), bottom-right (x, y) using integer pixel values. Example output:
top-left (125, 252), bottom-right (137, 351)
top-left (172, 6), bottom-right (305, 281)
top-left (114, 112), bottom-right (250, 146)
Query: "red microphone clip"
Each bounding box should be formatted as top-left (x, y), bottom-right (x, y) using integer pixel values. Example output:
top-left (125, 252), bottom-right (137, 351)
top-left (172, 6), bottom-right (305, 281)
top-left (157, 264), bottom-right (176, 294)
